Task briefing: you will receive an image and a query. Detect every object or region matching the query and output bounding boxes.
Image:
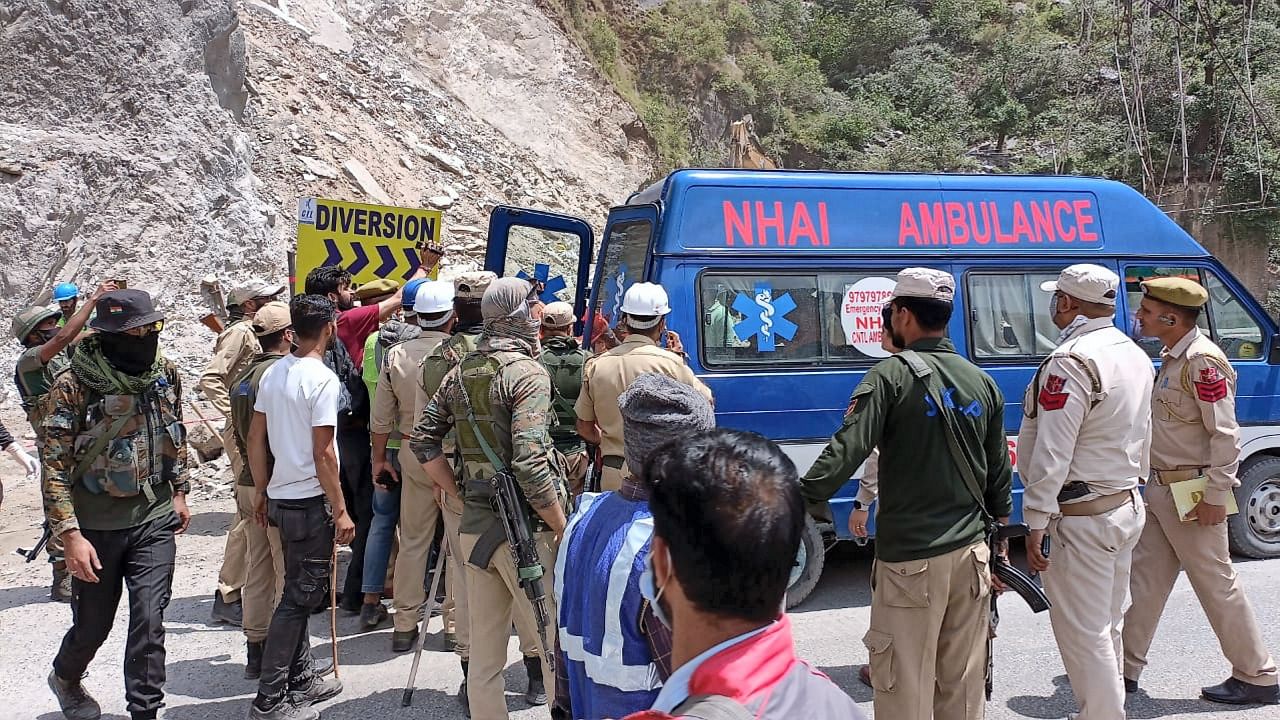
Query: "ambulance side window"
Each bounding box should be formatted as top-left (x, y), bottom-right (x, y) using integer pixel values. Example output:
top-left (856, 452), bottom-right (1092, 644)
top-left (1204, 271), bottom-right (1266, 359)
top-left (1125, 266), bottom-right (1211, 358)
top-left (589, 220), bottom-right (651, 345)
top-left (699, 274), bottom-right (822, 365)
top-left (818, 272), bottom-right (901, 362)
top-left (967, 272), bottom-right (1060, 360)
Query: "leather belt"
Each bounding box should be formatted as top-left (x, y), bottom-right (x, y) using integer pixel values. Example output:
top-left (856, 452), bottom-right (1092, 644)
top-left (1060, 489), bottom-right (1135, 517)
top-left (1151, 468), bottom-right (1205, 486)
top-left (602, 454), bottom-right (625, 470)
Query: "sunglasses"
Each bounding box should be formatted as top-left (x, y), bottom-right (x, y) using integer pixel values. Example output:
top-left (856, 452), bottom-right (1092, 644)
top-left (124, 321), bottom-right (164, 337)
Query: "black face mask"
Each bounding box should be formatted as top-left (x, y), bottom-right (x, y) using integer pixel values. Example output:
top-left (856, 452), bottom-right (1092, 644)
top-left (31, 328), bottom-right (58, 346)
top-left (99, 331), bottom-right (159, 376)
top-left (884, 305), bottom-right (906, 350)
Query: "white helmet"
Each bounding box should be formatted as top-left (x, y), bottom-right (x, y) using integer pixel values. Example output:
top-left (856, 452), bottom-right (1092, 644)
top-left (413, 280), bottom-right (455, 315)
top-left (619, 283), bottom-right (671, 322)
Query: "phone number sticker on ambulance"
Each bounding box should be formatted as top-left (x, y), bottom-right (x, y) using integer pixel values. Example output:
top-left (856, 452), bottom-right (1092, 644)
top-left (841, 277), bottom-right (896, 358)
top-left (675, 187), bottom-right (1106, 251)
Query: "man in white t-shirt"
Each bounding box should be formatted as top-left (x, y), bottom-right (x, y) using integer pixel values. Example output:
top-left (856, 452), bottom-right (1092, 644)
top-left (246, 295), bottom-right (355, 720)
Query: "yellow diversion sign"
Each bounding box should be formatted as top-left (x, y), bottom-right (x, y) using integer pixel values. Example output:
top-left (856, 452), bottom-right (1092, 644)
top-left (295, 197), bottom-right (443, 293)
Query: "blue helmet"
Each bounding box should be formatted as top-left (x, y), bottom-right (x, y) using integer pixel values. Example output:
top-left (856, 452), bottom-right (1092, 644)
top-left (402, 278), bottom-right (429, 309)
top-left (52, 282), bottom-right (78, 302)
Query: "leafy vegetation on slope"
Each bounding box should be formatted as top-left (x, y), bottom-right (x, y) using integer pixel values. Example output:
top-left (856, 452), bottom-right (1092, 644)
top-left (548, 0), bottom-right (1280, 311)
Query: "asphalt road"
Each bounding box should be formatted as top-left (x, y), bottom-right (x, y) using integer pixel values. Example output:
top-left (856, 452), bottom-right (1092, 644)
top-left (1, 485), bottom-right (1278, 720)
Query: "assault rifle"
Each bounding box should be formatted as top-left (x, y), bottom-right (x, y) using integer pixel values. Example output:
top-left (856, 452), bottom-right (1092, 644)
top-left (492, 468), bottom-right (556, 673)
top-left (986, 522), bottom-right (1052, 700)
top-left (585, 442), bottom-right (601, 495)
top-left (15, 521), bottom-right (52, 562)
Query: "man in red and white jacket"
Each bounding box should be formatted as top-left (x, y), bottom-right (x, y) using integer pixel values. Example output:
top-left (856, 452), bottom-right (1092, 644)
top-left (622, 430), bottom-right (864, 720)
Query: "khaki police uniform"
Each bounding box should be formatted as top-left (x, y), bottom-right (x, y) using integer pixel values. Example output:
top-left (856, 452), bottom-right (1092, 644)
top-left (574, 336), bottom-right (711, 490)
top-left (1019, 302), bottom-right (1153, 718)
top-left (374, 330), bottom-right (453, 637)
top-left (198, 318), bottom-right (260, 605)
top-left (1122, 321), bottom-right (1278, 689)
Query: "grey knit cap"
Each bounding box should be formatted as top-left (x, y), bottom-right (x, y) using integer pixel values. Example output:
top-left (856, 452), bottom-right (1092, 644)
top-left (619, 373), bottom-right (716, 477)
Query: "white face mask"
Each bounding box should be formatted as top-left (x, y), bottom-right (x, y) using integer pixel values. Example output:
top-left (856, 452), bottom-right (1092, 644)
top-left (640, 548), bottom-right (672, 630)
top-left (1057, 314), bottom-right (1090, 343)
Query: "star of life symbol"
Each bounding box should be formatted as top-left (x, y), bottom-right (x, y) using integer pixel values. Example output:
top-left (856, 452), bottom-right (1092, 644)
top-left (609, 264), bottom-right (628, 324)
top-left (732, 282), bottom-right (797, 352)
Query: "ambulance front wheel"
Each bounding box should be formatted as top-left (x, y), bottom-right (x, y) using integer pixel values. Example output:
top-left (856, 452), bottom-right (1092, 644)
top-left (1229, 455), bottom-right (1280, 559)
top-left (786, 514), bottom-right (825, 609)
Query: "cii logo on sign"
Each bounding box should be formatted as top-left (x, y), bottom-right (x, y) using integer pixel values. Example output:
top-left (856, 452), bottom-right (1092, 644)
top-left (732, 282), bottom-right (797, 352)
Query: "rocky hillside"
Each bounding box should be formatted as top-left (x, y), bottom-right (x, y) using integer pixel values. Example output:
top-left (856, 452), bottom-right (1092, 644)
top-left (0, 0), bottom-right (653, 415)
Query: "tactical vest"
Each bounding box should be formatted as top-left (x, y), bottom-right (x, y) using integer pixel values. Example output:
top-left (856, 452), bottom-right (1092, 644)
top-left (420, 331), bottom-right (479, 396)
top-left (453, 349), bottom-right (551, 532)
top-left (73, 372), bottom-right (185, 498)
top-left (14, 349), bottom-right (70, 427)
top-left (540, 339), bottom-right (588, 452)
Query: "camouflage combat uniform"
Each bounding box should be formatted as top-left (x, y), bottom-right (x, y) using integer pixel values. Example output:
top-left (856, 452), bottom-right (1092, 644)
top-left (14, 342), bottom-right (72, 571)
top-left (43, 358), bottom-right (189, 719)
top-left (410, 334), bottom-right (568, 720)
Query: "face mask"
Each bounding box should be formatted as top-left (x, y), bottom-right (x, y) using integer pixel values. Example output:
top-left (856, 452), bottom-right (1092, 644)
top-left (640, 549), bottom-right (673, 630)
top-left (1058, 314), bottom-right (1090, 343)
top-left (34, 328), bottom-right (58, 345)
top-left (99, 331), bottom-right (159, 376)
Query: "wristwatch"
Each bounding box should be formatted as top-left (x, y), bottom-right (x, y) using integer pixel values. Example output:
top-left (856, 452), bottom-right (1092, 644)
top-left (852, 500), bottom-right (864, 511)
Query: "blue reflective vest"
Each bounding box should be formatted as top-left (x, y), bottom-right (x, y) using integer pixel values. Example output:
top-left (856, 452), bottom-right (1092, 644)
top-left (554, 492), bottom-right (663, 719)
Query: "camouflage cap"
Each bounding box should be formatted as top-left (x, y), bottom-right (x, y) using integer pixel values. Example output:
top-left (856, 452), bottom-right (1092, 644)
top-left (1141, 276), bottom-right (1208, 309)
top-left (454, 271), bottom-right (498, 300)
top-left (11, 306), bottom-right (61, 342)
top-left (227, 279), bottom-right (286, 308)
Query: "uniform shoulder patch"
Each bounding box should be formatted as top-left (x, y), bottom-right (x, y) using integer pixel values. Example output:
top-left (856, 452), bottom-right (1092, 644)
top-left (1038, 373), bottom-right (1070, 411)
top-left (1193, 364), bottom-right (1228, 402)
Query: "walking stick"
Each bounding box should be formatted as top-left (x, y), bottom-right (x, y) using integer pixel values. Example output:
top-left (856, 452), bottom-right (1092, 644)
top-left (402, 534), bottom-right (450, 706)
top-left (330, 539), bottom-right (340, 680)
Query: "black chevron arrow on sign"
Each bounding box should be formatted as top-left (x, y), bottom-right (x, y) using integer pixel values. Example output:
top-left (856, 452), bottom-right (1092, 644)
top-left (347, 242), bottom-right (369, 275)
top-left (373, 246), bottom-right (398, 277)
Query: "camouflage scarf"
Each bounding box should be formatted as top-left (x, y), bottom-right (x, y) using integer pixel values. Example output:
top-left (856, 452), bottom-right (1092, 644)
top-left (71, 333), bottom-right (165, 395)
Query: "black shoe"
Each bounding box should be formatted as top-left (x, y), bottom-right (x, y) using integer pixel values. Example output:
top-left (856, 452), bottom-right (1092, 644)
top-left (211, 592), bottom-right (243, 626)
top-left (524, 655), bottom-right (547, 706)
top-left (245, 640), bottom-right (264, 680)
top-left (1124, 677), bottom-right (1138, 693)
top-left (391, 629), bottom-right (418, 653)
top-left (311, 656), bottom-right (335, 678)
top-left (51, 564), bottom-right (73, 603)
top-left (289, 676), bottom-right (343, 706)
top-left (248, 696), bottom-right (319, 720)
top-left (1201, 677), bottom-right (1280, 705)
top-left (359, 602), bottom-right (388, 630)
top-left (48, 670), bottom-right (101, 720)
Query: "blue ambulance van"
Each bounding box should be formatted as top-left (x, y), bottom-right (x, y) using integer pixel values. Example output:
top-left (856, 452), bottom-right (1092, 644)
top-left (485, 169), bottom-right (1280, 606)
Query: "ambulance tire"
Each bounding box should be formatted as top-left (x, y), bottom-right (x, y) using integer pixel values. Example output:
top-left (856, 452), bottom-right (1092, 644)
top-left (786, 514), bottom-right (824, 609)
top-left (1228, 455), bottom-right (1280, 559)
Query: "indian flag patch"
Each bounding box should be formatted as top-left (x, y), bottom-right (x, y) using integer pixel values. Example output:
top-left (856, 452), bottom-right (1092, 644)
top-left (108, 305), bottom-right (124, 314)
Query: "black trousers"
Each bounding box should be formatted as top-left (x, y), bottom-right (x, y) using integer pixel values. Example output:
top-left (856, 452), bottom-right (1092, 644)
top-left (54, 513), bottom-right (177, 719)
top-left (256, 496), bottom-right (333, 705)
top-left (337, 429), bottom-right (373, 601)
